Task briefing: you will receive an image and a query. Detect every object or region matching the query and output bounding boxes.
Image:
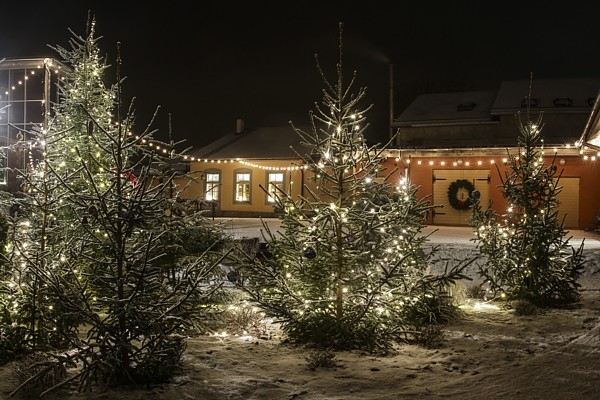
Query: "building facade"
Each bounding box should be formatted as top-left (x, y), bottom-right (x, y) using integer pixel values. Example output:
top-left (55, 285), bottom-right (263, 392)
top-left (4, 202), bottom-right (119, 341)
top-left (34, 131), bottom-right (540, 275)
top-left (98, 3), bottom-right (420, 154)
top-left (184, 120), bottom-right (309, 218)
top-left (3, 59), bottom-right (598, 229)
top-left (186, 79), bottom-right (600, 229)
top-left (391, 78), bottom-right (600, 229)
top-left (0, 58), bottom-right (67, 192)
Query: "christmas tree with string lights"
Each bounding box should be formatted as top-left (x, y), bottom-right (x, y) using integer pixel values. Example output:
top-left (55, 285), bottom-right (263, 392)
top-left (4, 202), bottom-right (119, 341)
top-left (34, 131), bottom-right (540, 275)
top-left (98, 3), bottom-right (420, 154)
top-left (229, 23), bottom-right (471, 352)
top-left (0, 14), bottom-right (227, 392)
top-left (470, 78), bottom-right (585, 310)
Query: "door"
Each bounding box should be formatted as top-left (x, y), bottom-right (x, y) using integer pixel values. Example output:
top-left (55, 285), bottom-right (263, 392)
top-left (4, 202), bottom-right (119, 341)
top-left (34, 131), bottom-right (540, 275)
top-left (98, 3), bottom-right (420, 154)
top-left (556, 177), bottom-right (579, 229)
top-left (432, 170), bottom-right (490, 226)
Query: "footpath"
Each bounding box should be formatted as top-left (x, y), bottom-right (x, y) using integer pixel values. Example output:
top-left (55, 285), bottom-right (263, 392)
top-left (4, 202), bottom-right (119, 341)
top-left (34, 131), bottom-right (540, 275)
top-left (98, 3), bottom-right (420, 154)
top-left (209, 217), bottom-right (600, 250)
top-left (208, 217), bottom-right (600, 289)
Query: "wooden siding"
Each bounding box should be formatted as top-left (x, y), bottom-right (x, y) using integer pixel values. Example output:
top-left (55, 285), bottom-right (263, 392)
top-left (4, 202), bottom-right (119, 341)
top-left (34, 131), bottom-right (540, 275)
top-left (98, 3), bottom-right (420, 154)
top-left (432, 169), bottom-right (490, 226)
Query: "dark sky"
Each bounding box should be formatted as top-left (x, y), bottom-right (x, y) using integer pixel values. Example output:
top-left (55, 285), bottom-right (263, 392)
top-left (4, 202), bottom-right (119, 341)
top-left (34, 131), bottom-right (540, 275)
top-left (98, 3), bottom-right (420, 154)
top-left (2, 2), bottom-right (600, 148)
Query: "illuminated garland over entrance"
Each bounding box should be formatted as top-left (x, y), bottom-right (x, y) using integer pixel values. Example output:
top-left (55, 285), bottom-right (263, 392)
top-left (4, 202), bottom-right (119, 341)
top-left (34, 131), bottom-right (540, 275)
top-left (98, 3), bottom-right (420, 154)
top-left (447, 179), bottom-right (475, 210)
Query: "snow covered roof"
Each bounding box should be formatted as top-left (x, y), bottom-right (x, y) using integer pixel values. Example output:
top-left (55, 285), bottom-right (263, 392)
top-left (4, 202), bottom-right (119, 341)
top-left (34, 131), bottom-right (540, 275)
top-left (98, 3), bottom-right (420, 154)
top-left (579, 89), bottom-right (600, 150)
top-left (190, 123), bottom-right (310, 160)
top-left (188, 79), bottom-right (600, 157)
top-left (491, 78), bottom-right (600, 114)
top-left (393, 90), bottom-right (497, 126)
top-left (392, 78), bottom-right (600, 149)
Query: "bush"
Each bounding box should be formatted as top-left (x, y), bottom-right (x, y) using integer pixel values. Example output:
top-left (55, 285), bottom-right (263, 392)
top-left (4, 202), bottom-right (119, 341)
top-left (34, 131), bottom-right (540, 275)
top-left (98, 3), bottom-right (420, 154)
top-left (305, 347), bottom-right (337, 370)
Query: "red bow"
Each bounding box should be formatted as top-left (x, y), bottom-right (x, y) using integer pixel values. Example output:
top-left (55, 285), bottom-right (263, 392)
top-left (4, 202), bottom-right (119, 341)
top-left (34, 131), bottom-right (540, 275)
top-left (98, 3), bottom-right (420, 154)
top-left (111, 168), bottom-right (139, 190)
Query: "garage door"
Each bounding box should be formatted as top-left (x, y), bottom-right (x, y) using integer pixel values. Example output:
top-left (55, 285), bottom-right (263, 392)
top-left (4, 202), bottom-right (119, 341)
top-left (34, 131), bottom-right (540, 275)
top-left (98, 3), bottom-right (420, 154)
top-left (432, 170), bottom-right (490, 226)
top-left (556, 177), bottom-right (579, 229)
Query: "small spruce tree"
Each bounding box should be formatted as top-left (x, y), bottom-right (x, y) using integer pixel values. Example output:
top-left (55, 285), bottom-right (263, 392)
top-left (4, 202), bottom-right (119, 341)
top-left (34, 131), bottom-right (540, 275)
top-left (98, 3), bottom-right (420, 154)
top-left (230, 23), bottom-right (470, 352)
top-left (470, 77), bottom-right (585, 309)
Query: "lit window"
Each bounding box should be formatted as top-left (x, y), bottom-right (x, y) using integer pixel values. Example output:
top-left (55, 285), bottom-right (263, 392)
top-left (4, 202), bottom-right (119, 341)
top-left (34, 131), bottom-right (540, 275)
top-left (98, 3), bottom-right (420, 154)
top-left (267, 172), bottom-right (284, 203)
top-left (235, 172), bottom-right (251, 202)
top-left (205, 172), bottom-right (220, 201)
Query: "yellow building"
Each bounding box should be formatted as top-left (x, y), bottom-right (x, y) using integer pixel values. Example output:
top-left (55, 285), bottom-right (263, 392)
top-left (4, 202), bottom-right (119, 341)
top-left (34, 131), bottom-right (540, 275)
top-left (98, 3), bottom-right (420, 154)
top-left (185, 119), bottom-right (310, 218)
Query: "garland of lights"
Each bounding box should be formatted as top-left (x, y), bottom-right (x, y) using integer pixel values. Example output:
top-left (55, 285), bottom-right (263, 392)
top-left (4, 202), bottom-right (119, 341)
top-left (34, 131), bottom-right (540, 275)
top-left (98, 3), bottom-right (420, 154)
top-left (447, 179), bottom-right (475, 210)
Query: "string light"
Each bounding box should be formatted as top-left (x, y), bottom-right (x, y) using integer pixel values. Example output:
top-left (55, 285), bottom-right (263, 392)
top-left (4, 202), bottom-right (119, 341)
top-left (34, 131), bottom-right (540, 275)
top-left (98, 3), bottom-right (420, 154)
top-left (16, 137), bottom-right (595, 174)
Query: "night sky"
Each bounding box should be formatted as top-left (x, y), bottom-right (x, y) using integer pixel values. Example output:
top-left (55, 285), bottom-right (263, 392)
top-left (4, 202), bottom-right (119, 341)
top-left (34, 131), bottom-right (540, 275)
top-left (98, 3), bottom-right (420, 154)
top-left (2, 2), bottom-right (600, 149)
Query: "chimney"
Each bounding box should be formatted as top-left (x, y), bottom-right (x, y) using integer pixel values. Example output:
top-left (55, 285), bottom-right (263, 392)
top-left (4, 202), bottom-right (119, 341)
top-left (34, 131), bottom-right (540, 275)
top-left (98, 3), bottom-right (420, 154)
top-left (235, 117), bottom-right (245, 134)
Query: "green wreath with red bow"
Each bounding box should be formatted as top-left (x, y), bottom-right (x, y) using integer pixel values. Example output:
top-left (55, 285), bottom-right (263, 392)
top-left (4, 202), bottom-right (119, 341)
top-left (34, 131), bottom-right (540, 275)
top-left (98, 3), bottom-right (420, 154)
top-left (447, 179), bottom-right (475, 210)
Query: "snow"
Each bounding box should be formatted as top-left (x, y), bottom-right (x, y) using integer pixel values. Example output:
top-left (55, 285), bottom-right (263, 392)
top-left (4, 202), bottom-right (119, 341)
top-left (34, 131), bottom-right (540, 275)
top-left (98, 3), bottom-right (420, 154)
top-left (4, 291), bottom-right (597, 399)
top-left (2, 220), bottom-right (600, 399)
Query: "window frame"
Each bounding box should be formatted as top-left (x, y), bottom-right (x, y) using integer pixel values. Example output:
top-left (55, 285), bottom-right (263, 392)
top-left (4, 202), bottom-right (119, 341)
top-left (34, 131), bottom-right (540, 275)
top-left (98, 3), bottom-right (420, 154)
top-left (204, 170), bottom-right (221, 202)
top-left (234, 169), bottom-right (252, 203)
top-left (266, 171), bottom-right (284, 204)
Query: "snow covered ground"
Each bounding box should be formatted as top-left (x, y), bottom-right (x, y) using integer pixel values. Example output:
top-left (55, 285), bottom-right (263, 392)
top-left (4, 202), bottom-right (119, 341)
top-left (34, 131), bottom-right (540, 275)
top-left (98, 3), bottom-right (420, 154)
top-left (213, 217), bottom-right (600, 287)
top-left (2, 218), bottom-right (598, 399)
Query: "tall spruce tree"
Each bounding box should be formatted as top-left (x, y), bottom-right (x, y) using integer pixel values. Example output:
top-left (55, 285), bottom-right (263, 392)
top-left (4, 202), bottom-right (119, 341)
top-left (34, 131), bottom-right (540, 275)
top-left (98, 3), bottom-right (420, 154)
top-left (1, 14), bottom-right (227, 394)
top-left (230, 23), bottom-right (470, 352)
top-left (470, 77), bottom-right (585, 309)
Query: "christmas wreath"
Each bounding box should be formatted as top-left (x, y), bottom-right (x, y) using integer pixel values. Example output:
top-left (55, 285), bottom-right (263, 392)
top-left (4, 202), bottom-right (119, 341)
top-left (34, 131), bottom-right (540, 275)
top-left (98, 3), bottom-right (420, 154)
top-left (447, 179), bottom-right (475, 210)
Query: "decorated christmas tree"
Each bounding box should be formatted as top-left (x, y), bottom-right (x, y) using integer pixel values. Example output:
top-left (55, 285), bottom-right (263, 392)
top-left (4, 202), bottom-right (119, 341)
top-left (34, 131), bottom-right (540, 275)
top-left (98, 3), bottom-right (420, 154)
top-left (470, 78), bottom-right (585, 309)
top-left (229, 24), bottom-right (470, 352)
top-left (1, 14), bottom-right (227, 393)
